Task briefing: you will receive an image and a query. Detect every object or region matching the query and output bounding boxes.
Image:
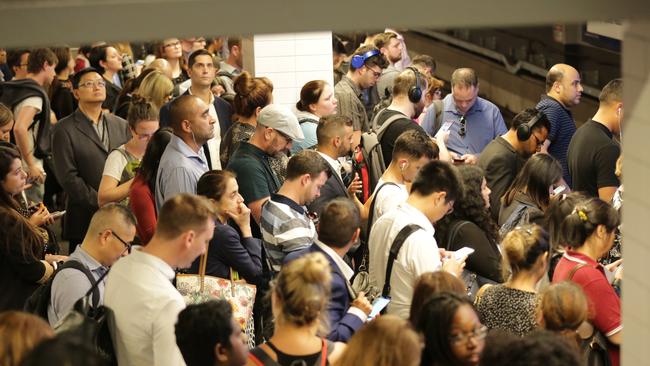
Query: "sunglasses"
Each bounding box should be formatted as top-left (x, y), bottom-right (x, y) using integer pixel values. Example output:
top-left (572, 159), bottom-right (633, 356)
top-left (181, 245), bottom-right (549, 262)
top-left (459, 116), bottom-right (467, 137)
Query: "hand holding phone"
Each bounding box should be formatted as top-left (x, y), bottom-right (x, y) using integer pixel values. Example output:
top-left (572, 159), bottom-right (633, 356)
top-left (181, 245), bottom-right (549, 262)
top-left (368, 297), bottom-right (391, 320)
top-left (49, 210), bottom-right (66, 220)
top-left (454, 247), bottom-right (475, 261)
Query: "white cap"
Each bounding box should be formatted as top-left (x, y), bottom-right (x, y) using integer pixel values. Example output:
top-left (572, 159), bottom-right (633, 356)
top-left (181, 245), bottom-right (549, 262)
top-left (257, 104), bottom-right (305, 142)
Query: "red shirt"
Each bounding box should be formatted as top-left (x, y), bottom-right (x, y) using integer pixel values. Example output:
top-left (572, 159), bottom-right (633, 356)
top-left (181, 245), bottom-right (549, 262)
top-left (553, 251), bottom-right (621, 366)
top-left (129, 175), bottom-right (157, 245)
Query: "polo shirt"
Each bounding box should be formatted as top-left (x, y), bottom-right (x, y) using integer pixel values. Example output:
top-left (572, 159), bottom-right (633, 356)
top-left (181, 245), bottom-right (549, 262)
top-left (567, 120), bottom-right (620, 197)
top-left (335, 76), bottom-right (370, 132)
top-left (155, 134), bottom-right (209, 211)
top-left (441, 94), bottom-right (507, 155)
top-left (536, 95), bottom-right (577, 187)
top-left (226, 141), bottom-right (281, 205)
top-left (478, 136), bottom-right (526, 220)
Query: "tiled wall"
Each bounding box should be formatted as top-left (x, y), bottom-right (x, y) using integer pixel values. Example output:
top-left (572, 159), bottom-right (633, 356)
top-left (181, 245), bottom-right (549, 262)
top-left (252, 32), bottom-right (334, 110)
top-left (622, 19), bottom-right (650, 366)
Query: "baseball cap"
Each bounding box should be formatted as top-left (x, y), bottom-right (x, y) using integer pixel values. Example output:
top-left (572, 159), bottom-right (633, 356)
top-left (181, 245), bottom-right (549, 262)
top-left (257, 104), bottom-right (304, 142)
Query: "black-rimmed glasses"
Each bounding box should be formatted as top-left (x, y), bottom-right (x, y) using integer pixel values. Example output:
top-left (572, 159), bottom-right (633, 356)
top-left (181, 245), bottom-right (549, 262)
top-left (110, 230), bottom-right (132, 254)
top-left (459, 116), bottom-right (467, 137)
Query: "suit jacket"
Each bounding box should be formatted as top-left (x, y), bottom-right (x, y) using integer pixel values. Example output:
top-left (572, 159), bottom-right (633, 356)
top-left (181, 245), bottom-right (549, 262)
top-left (52, 109), bottom-right (131, 241)
top-left (307, 159), bottom-right (348, 215)
top-left (285, 243), bottom-right (364, 342)
top-left (159, 91), bottom-right (233, 170)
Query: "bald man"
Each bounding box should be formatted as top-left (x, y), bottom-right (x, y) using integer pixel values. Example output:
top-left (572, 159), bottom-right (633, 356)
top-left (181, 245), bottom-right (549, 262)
top-left (155, 94), bottom-right (215, 210)
top-left (537, 63), bottom-right (583, 187)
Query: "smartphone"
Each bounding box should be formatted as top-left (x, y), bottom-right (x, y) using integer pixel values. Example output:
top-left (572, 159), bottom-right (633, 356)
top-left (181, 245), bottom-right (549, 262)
top-left (50, 210), bottom-right (66, 219)
top-left (552, 186), bottom-right (566, 196)
top-left (368, 297), bottom-right (391, 319)
top-left (454, 247), bottom-right (475, 261)
top-left (452, 157), bottom-right (466, 165)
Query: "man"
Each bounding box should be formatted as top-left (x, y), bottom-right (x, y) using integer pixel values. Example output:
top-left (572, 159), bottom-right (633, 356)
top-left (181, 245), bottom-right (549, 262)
top-left (6, 49), bottom-right (30, 80)
top-left (260, 149), bottom-right (329, 273)
top-left (369, 160), bottom-right (465, 319)
top-left (105, 194), bottom-right (217, 366)
top-left (335, 45), bottom-right (388, 133)
top-left (374, 32), bottom-right (403, 100)
top-left (48, 204), bottom-right (136, 327)
top-left (161, 49), bottom-right (234, 170)
top-left (156, 94), bottom-right (214, 210)
top-left (175, 300), bottom-right (248, 366)
top-left (308, 114), bottom-right (362, 215)
top-left (218, 37), bottom-right (244, 95)
top-left (411, 54), bottom-right (436, 77)
top-left (479, 108), bottom-right (550, 220)
top-left (425, 68), bottom-right (507, 164)
top-left (285, 198), bottom-right (372, 342)
top-left (227, 104), bottom-right (304, 230)
top-left (537, 63), bottom-right (583, 187)
top-left (568, 78), bottom-right (622, 202)
top-left (375, 67), bottom-right (430, 166)
top-left (52, 67), bottom-right (131, 247)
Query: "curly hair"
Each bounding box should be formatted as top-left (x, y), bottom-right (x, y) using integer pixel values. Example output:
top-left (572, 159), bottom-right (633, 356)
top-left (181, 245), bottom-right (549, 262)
top-left (436, 165), bottom-right (499, 246)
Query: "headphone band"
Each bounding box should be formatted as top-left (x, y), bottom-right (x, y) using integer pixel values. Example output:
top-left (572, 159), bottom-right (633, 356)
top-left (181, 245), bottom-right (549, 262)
top-left (350, 49), bottom-right (381, 69)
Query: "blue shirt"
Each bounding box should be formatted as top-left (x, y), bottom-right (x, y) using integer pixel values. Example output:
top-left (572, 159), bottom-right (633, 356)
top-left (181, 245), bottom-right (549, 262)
top-left (536, 95), bottom-right (576, 187)
top-left (155, 134), bottom-right (209, 211)
top-left (439, 94), bottom-right (507, 155)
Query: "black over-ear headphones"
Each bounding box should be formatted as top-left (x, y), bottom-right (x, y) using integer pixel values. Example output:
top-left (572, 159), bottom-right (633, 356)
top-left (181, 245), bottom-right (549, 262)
top-left (517, 111), bottom-right (545, 141)
top-left (406, 67), bottom-right (422, 104)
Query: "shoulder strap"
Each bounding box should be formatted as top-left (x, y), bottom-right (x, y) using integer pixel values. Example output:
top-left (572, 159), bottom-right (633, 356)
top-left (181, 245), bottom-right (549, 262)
top-left (316, 338), bottom-right (331, 366)
top-left (248, 346), bottom-right (280, 366)
top-left (382, 224), bottom-right (422, 298)
top-left (59, 260), bottom-right (100, 308)
top-left (376, 111), bottom-right (404, 139)
top-left (298, 117), bottom-right (318, 125)
top-left (431, 100), bottom-right (444, 135)
top-left (568, 263), bottom-right (588, 281)
top-left (446, 220), bottom-right (470, 251)
top-left (474, 283), bottom-right (493, 306)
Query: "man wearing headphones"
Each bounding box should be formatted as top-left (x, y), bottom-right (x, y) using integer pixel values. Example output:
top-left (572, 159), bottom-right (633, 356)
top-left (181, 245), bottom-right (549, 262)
top-left (478, 108), bottom-right (550, 220)
top-left (335, 45), bottom-right (388, 134)
top-left (567, 78), bottom-right (622, 202)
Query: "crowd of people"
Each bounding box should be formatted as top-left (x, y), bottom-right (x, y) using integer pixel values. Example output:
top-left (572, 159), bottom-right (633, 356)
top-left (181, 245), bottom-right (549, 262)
top-left (0, 31), bottom-right (623, 366)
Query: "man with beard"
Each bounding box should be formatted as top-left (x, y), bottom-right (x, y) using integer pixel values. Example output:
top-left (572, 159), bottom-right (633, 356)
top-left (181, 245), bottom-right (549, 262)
top-left (260, 149), bottom-right (330, 273)
top-left (478, 108), bottom-right (550, 220)
top-left (374, 32), bottom-right (404, 100)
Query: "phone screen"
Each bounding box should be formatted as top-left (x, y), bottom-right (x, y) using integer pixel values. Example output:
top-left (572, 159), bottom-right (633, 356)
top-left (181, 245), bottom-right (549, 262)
top-left (368, 297), bottom-right (391, 319)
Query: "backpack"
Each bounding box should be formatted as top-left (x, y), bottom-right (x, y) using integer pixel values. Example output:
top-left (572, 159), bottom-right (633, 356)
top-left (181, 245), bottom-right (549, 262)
top-left (498, 202), bottom-right (534, 238)
top-left (24, 260), bottom-right (100, 321)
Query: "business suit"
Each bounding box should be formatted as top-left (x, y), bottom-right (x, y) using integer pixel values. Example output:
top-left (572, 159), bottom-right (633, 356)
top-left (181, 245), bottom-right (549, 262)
top-left (285, 243), bottom-right (364, 342)
top-left (52, 109), bottom-right (130, 243)
top-left (307, 156), bottom-right (348, 215)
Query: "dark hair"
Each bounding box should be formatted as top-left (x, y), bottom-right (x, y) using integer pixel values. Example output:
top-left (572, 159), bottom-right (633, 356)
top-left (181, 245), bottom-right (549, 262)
top-left (285, 149), bottom-right (330, 181)
top-left (598, 78), bottom-right (622, 104)
top-left (227, 37), bottom-right (241, 50)
top-left (316, 115), bottom-right (353, 146)
top-left (296, 80), bottom-right (327, 112)
top-left (560, 197), bottom-right (620, 249)
top-left (27, 48), bottom-right (58, 74)
top-left (501, 224), bottom-right (550, 279)
top-left (188, 49), bottom-right (213, 69)
top-left (175, 300), bottom-right (235, 366)
top-left (416, 292), bottom-right (476, 366)
top-left (196, 170), bottom-right (236, 202)
top-left (0, 146), bottom-right (22, 210)
top-left (349, 45), bottom-right (389, 72)
top-left (409, 272), bottom-right (466, 326)
top-left (72, 67), bottom-right (101, 89)
top-left (502, 154), bottom-right (562, 210)
top-left (88, 45), bottom-right (110, 74)
top-left (137, 127), bottom-right (173, 193)
top-left (19, 334), bottom-right (107, 366)
top-left (79, 45), bottom-right (93, 56)
top-left (479, 329), bottom-right (581, 366)
top-left (232, 71), bottom-right (273, 118)
top-left (6, 49), bottom-right (29, 69)
top-left (126, 95), bottom-right (159, 129)
top-left (393, 130), bottom-right (437, 161)
top-left (510, 107), bottom-right (550, 132)
top-left (412, 54), bottom-right (437, 73)
top-left (410, 160), bottom-right (462, 202)
top-left (332, 34), bottom-right (348, 55)
top-left (436, 165), bottom-right (499, 247)
top-left (544, 192), bottom-right (590, 250)
top-left (318, 198), bottom-right (360, 249)
top-left (51, 46), bottom-right (72, 75)
top-left (169, 95), bottom-right (199, 132)
top-left (451, 68), bottom-right (478, 88)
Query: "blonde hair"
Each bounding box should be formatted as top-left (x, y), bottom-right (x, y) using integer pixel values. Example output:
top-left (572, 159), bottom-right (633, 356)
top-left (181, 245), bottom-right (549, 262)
top-left (334, 315), bottom-right (421, 366)
top-left (501, 224), bottom-right (549, 280)
top-left (138, 70), bottom-right (174, 110)
top-left (273, 252), bottom-right (331, 335)
top-left (0, 311), bottom-right (54, 366)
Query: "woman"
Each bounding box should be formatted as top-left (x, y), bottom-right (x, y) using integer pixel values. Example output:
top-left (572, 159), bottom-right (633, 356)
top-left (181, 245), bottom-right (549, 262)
top-left (128, 128), bottom-right (173, 245)
top-left (137, 70), bottom-right (174, 111)
top-left (113, 68), bottom-right (156, 119)
top-left (552, 198), bottom-right (621, 366)
top-left (155, 38), bottom-right (188, 85)
top-left (410, 271), bottom-right (466, 326)
top-left (49, 47), bottom-right (77, 120)
top-left (0, 103), bottom-right (13, 142)
top-left (247, 252), bottom-right (345, 366)
top-left (435, 165), bottom-right (502, 284)
top-left (0, 311), bottom-right (54, 366)
top-left (475, 225), bottom-right (549, 336)
top-left (291, 80), bottom-right (338, 153)
top-left (0, 147), bottom-right (66, 311)
top-left (191, 170), bottom-right (262, 283)
top-left (499, 153), bottom-right (563, 232)
top-left (98, 96), bottom-right (159, 207)
top-left (537, 281), bottom-right (589, 355)
top-left (334, 315), bottom-right (421, 366)
top-left (416, 292), bottom-right (486, 366)
top-left (88, 45), bottom-right (124, 111)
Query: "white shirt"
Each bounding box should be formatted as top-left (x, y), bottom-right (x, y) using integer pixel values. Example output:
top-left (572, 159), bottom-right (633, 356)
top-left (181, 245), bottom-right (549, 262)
top-left (371, 178), bottom-right (408, 226)
top-left (317, 151), bottom-right (342, 180)
top-left (368, 202), bottom-right (442, 319)
top-left (188, 88), bottom-right (221, 170)
top-left (104, 250), bottom-right (187, 366)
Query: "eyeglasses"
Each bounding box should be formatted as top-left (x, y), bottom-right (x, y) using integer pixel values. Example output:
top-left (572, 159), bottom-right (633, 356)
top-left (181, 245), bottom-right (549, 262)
top-left (366, 66), bottom-right (382, 78)
top-left (110, 230), bottom-right (132, 254)
top-left (446, 200), bottom-right (455, 215)
top-left (164, 41), bottom-right (181, 48)
top-left (532, 133), bottom-right (543, 149)
top-left (78, 80), bottom-right (106, 89)
top-left (459, 116), bottom-right (467, 137)
top-left (449, 325), bottom-right (488, 345)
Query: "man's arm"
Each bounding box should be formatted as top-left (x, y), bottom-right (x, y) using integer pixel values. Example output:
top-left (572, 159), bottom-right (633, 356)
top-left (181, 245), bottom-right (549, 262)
top-left (13, 105), bottom-right (45, 182)
top-left (249, 197), bottom-right (270, 225)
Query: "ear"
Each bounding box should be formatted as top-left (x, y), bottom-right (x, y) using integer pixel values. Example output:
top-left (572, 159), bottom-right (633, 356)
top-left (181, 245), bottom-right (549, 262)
top-left (72, 89), bottom-right (81, 101)
top-left (98, 229), bottom-right (112, 246)
top-left (434, 191), bottom-right (448, 206)
top-left (99, 59), bottom-right (107, 71)
top-left (596, 224), bottom-right (608, 239)
top-left (181, 119), bottom-right (193, 134)
top-left (214, 343), bottom-right (229, 363)
top-left (351, 228), bottom-right (361, 243)
top-left (300, 173), bottom-right (312, 186)
top-left (182, 230), bottom-right (196, 250)
top-left (254, 106), bottom-right (262, 118)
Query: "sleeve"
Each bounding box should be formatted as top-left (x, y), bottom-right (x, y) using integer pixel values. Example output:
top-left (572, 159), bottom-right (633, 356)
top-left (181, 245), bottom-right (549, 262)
top-left (50, 269), bottom-right (92, 325)
top-left (327, 279), bottom-right (364, 342)
top-left (545, 109), bottom-right (560, 142)
top-left (214, 226), bottom-right (263, 283)
top-left (481, 153), bottom-right (516, 220)
top-left (420, 105), bottom-right (437, 137)
top-left (577, 271), bottom-right (621, 336)
top-left (129, 180), bottom-right (157, 244)
top-left (375, 185), bottom-right (405, 219)
top-left (595, 145), bottom-right (621, 189)
top-left (14, 96), bottom-right (43, 115)
top-left (102, 149), bottom-right (128, 181)
top-left (52, 124), bottom-right (99, 206)
top-left (152, 300), bottom-right (187, 366)
top-left (493, 108), bottom-right (507, 137)
top-left (230, 162), bottom-right (271, 204)
top-left (451, 223), bottom-right (502, 282)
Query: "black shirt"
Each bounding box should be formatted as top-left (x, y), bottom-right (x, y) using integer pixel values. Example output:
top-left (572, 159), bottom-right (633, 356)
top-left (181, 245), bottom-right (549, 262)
top-left (478, 136), bottom-right (526, 221)
top-left (377, 109), bottom-right (428, 167)
top-left (567, 119), bottom-right (620, 197)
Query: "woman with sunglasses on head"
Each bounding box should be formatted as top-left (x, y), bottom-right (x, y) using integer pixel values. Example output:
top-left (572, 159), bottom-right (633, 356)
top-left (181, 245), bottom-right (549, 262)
top-left (98, 96), bottom-right (159, 207)
top-left (0, 146), bottom-right (67, 311)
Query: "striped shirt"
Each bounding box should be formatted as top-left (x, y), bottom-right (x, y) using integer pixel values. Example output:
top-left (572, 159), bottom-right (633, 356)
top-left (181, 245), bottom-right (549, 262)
top-left (536, 95), bottom-right (576, 187)
top-left (260, 193), bottom-right (316, 273)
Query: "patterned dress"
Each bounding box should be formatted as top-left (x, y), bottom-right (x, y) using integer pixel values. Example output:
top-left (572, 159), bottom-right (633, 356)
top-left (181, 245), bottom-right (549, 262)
top-left (475, 284), bottom-right (538, 336)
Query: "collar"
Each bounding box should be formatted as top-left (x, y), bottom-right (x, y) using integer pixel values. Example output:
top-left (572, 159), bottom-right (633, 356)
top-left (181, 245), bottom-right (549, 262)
top-left (540, 94), bottom-right (571, 113)
top-left (313, 239), bottom-right (354, 280)
top-left (495, 136), bottom-right (517, 153)
top-left (563, 250), bottom-right (601, 269)
top-left (73, 245), bottom-right (106, 272)
top-left (238, 141), bottom-right (271, 159)
top-left (399, 202), bottom-right (435, 234)
top-left (76, 107), bottom-right (106, 125)
top-left (295, 110), bottom-right (320, 123)
top-left (444, 94), bottom-right (484, 116)
top-left (133, 249), bottom-right (176, 281)
top-left (270, 193), bottom-right (306, 215)
top-left (188, 86), bottom-right (215, 105)
top-left (169, 134), bottom-right (206, 161)
top-left (588, 119), bottom-right (614, 139)
top-left (317, 151), bottom-right (341, 176)
top-left (341, 75), bottom-right (362, 98)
